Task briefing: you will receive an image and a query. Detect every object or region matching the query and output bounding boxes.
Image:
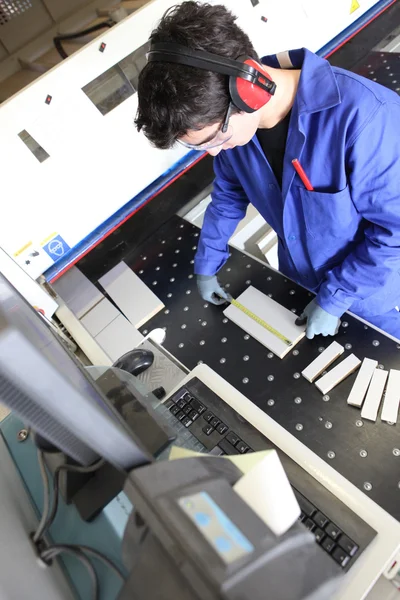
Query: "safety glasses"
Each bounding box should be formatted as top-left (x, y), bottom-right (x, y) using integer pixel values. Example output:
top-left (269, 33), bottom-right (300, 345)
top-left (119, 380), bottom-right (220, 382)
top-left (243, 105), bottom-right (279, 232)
top-left (177, 103), bottom-right (233, 151)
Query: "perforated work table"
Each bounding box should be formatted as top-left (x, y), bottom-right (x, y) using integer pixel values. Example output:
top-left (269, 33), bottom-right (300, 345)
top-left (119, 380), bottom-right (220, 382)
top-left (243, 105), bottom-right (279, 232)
top-left (124, 215), bottom-right (400, 522)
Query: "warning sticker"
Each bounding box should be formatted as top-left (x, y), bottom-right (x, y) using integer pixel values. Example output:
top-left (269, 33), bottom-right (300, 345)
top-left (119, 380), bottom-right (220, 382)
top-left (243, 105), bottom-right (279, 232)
top-left (14, 241), bottom-right (33, 257)
top-left (350, 0), bottom-right (360, 14)
top-left (42, 235), bottom-right (71, 260)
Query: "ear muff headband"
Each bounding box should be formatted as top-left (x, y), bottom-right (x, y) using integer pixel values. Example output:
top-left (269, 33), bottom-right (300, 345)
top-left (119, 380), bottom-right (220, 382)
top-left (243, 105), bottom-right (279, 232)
top-left (147, 42), bottom-right (276, 113)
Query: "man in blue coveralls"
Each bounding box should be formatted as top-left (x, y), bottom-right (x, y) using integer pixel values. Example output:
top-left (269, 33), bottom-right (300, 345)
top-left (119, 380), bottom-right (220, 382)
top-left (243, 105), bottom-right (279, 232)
top-left (136, 1), bottom-right (400, 339)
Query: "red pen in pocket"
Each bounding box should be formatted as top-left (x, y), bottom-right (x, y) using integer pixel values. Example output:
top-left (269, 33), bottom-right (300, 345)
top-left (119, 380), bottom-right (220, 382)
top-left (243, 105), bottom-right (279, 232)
top-left (292, 158), bottom-right (314, 191)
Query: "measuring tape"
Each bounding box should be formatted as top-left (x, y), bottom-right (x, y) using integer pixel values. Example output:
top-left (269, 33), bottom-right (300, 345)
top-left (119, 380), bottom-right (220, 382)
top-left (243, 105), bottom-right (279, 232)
top-left (229, 297), bottom-right (293, 347)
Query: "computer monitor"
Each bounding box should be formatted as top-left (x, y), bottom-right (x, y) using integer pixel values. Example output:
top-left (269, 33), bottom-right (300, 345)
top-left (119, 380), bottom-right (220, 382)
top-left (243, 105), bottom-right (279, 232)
top-left (0, 272), bottom-right (153, 471)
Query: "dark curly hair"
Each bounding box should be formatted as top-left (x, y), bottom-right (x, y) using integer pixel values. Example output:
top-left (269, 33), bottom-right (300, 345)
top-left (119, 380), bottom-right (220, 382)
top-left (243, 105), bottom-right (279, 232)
top-left (135, 1), bottom-right (258, 149)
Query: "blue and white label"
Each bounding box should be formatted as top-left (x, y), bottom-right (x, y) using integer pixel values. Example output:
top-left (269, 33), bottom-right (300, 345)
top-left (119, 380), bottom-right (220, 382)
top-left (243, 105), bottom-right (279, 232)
top-left (43, 235), bottom-right (71, 259)
top-left (179, 491), bottom-right (254, 564)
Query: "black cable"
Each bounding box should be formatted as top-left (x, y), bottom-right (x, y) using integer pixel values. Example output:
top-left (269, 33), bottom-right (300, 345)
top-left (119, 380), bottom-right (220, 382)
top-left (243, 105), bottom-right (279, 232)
top-left (41, 546), bottom-right (99, 600)
top-left (33, 450), bottom-right (51, 543)
top-left (54, 20), bottom-right (114, 59)
top-left (41, 543), bottom-right (125, 582)
top-left (34, 458), bottom-right (105, 542)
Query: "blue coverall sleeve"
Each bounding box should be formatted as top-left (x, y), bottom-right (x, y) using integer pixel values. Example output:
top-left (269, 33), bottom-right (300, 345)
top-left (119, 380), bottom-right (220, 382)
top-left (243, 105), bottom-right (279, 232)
top-left (317, 101), bottom-right (400, 317)
top-left (194, 152), bottom-right (249, 276)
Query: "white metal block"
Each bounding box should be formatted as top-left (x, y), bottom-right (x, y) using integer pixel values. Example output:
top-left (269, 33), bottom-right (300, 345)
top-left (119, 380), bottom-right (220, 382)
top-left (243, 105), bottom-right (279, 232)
top-left (223, 286), bottom-right (306, 359)
top-left (347, 357), bottom-right (378, 407)
top-left (381, 369), bottom-right (400, 424)
top-left (80, 298), bottom-right (120, 337)
top-left (95, 314), bottom-right (144, 363)
top-left (361, 369), bottom-right (388, 422)
top-left (302, 341), bottom-right (344, 383)
top-left (52, 266), bottom-right (104, 319)
top-left (98, 262), bottom-right (164, 329)
top-left (315, 354), bottom-right (361, 395)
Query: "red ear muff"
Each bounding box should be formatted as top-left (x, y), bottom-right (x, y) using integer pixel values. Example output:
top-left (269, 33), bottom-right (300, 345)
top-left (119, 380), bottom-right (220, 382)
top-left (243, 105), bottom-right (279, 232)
top-left (229, 57), bottom-right (275, 113)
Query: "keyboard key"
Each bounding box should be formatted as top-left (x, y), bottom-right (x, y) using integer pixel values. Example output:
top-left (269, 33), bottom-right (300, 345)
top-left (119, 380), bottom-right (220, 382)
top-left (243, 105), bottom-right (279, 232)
top-left (183, 405), bottom-right (193, 415)
top-left (177, 399), bottom-right (187, 409)
top-left (203, 411), bottom-right (214, 423)
top-left (338, 534), bottom-right (358, 557)
top-left (203, 424), bottom-right (214, 436)
top-left (164, 400), bottom-right (174, 409)
top-left (210, 417), bottom-right (221, 429)
top-left (217, 423), bottom-right (228, 435)
top-left (218, 438), bottom-right (238, 455)
top-left (226, 431), bottom-right (240, 446)
top-left (304, 518), bottom-right (315, 532)
top-left (321, 537), bottom-right (336, 554)
top-left (314, 511), bottom-right (328, 529)
top-left (177, 411), bottom-right (186, 421)
top-left (314, 528), bottom-right (325, 544)
top-left (183, 392), bottom-right (191, 402)
top-left (189, 410), bottom-right (199, 421)
top-left (182, 417), bottom-right (192, 428)
top-left (296, 494), bottom-right (316, 518)
top-left (170, 405), bottom-right (181, 416)
top-left (190, 398), bottom-right (205, 414)
top-left (325, 523), bottom-right (341, 540)
top-left (332, 547), bottom-right (350, 568)
top-left (209, 446), bottom-right (224, 456)
top-left (236, 441), bottom-right (249, 454)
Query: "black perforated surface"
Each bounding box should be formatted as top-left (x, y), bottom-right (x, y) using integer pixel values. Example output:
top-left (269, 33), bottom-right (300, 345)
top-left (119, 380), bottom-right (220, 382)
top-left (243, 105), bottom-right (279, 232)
top-left (125, 216), bottom-right (400, 521)
top-left (356, 51), bottom-right (400, 94)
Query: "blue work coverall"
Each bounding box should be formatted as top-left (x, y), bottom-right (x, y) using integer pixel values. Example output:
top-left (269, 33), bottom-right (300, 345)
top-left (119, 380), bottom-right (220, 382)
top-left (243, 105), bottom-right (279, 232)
top-left (194, 48), bottom-right (400, 338)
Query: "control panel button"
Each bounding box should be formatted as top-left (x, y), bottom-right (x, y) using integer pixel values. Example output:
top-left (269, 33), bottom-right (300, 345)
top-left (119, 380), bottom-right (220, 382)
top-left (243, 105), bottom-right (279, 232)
top-left (203, 424), bottom-right (214, 436)
top-left (177, 411), bottom-right (186, 421)
top-left (304, 518), bottom-right (315, 532)
top-left (182, 392), bottom-right (191, 402)
top-left (332, 546), bottom-right (350, 568)
top-left (170, 405), bottom-right (181, 416)
top-left (189, 410), bottom-right (199, 421)
top-left (190, 398), bottom-right (205, 414)
top-left (183, 405), bottom-right (193, 415)
top-left (214, 536), bottom-right (232, 553)
top-left (314, 528), bottom-right (325, 544)
top-left (325, 523), bottom-right (341, 540)
top-left (236, 441), bottom-right (249, 454)
top-left (177, 399), bottom-right (187, 409)
top-left (182, 416), bottom-right (193, 428)
top-left (218, 438), bottom-right (237, 455)
top-left (203, 411), bottom-right (214, 423)
top-left (210, 417), bottom-right (221, 429)
top-left (195, 512), bottom-right (210, 527)
top-left (338, 534), bottom-right (358, 557)
top-left (314, 512), bottom-right (328, 529)
top-left (216, 423), bottom-right (228, 435)
top-left (321, 537), bottom-right (336, 554)
top-left (226, 431), bottom-right (240, 446)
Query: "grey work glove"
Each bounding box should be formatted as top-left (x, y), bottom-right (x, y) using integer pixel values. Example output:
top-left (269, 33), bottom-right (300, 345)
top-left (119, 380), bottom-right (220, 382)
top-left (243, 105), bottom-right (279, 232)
top-left (296, 299), bottom-right (341, 340)
top-left (196, 275), bottom-right (229, 305)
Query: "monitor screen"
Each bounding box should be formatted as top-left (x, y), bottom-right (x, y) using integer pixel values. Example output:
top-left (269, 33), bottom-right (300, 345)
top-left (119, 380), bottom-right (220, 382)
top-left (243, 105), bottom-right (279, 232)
top-left (0, 273), bottom-right (153, 470)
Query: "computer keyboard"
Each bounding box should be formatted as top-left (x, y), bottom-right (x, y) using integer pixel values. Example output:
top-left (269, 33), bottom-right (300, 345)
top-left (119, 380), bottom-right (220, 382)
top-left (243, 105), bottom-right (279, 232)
top-left (160, 377), bottom-right (376, 572)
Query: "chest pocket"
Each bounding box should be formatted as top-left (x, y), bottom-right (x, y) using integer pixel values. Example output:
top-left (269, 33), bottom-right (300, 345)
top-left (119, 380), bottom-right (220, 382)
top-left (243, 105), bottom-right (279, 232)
top-left (298, 185), bottom-right (362, 270)
top-left (299, 185), bottom-right (359, 240)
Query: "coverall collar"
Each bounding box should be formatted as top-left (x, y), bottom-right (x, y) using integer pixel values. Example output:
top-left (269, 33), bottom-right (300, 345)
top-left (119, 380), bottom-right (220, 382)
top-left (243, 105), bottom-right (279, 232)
top-left (262, 48), bottom-right (341, 115)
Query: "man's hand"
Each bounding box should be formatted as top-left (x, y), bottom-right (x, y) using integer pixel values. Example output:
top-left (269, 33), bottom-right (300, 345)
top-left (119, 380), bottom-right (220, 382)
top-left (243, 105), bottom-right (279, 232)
top-left (296, 299), bottom-right (341, 340)
top-left (196, 275), bottom-right (229, 305)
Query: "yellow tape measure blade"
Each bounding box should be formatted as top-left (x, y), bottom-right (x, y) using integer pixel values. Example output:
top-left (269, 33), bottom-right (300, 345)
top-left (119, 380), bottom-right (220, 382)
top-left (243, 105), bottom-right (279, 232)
top-left (230, 298), bottom-right (292, 347)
